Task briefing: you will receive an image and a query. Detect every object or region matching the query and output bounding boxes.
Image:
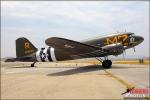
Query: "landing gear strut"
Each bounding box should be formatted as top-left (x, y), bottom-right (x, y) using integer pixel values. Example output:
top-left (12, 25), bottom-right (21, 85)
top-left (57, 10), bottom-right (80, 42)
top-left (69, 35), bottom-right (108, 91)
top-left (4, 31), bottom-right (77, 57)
top-left (96, 57), bottom-right (112, 69)
top-left (31, 61), bottom-right (36, 67)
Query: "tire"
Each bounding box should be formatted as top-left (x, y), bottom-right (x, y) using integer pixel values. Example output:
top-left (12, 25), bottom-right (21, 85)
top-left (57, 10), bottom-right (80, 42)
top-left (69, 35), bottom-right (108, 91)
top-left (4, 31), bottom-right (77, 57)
top-left (102, 60), bottom-right (112, 69)
top-left (107, 60), bottom-right (112, 66)
top-left (31, 64), bottom-right (34, 67)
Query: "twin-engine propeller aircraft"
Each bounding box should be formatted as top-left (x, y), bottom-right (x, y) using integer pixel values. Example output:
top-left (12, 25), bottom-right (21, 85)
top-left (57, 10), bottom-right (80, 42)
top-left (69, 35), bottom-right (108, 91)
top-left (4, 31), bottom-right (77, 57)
top-left (7, 32), bottom-right (144, 68)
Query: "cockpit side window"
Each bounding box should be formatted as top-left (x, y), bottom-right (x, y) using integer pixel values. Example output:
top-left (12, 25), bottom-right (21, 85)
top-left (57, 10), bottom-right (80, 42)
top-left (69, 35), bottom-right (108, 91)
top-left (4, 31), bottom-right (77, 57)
top-left (129, 33), bottom-right (135, 37)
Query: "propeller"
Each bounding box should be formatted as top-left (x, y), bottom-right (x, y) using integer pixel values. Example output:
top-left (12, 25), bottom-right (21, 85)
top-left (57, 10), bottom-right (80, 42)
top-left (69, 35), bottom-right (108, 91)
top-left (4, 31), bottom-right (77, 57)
top-left (122, 49), bottom-right (126, 59)
top-left (117, 31), bottom-right (119, 33)
top-left (113, 44), bottom-right (126, 59)
top-left (116, 29), bottom-right (128, 59)
top-left (121, 33), bottom-right (126, 59)
top-left (133, 47), bottom-right (136, 52)
top-left (130, 34), bottom-right (136, 52)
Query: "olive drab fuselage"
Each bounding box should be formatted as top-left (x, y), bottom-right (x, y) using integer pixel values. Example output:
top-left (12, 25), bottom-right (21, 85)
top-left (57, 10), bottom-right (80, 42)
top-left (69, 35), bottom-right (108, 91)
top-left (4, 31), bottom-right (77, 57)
top-left (15, 32), bottom-right (144, 62)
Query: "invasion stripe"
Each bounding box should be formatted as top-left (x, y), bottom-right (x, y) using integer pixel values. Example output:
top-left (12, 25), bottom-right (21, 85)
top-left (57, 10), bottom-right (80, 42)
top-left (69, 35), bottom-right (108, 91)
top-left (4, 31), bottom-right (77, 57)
top-left (47, 47), bottom-right (52, 61)
top-left (40, 50), bottom-right (45, 62)
top-left (50, 48), bottom-right (57, 61)
top-left (43, 48), bottom-right (49, 62)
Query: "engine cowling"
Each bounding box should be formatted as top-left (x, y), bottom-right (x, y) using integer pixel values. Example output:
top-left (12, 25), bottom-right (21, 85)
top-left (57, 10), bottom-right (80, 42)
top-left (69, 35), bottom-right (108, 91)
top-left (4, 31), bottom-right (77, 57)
top-left (102, 43), bottom-right (124, 56)
top-left (36, 47), bottom-right (57, 62)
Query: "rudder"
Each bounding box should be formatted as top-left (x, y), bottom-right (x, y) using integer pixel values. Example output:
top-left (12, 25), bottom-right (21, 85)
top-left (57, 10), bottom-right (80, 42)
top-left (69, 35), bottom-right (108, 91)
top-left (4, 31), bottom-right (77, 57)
top-left (16, 37), bottom-right (37, 58)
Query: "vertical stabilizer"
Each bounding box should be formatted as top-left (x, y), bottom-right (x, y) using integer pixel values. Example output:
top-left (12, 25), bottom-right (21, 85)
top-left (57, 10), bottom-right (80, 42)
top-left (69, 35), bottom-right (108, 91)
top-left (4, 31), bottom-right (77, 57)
top-left (16, 37), bottom-right (37, 58)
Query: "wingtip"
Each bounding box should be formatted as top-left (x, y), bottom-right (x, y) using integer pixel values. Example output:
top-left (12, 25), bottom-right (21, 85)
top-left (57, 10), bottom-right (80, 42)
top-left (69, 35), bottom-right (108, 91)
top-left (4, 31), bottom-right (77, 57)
top-left (45, 37), bottom-right (61, 45)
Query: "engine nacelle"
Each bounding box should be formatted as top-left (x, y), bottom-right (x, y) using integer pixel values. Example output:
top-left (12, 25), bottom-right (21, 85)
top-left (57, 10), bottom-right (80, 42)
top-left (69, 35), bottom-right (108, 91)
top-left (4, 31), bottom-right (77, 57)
top-left (102, 43), bottom-right (124, 56)
top-left (36, 47), bottom-right (57, 62)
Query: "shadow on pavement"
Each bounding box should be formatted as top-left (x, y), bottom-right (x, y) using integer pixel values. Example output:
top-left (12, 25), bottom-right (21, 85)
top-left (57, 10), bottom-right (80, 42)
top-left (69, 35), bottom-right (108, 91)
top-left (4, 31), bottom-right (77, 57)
top-left (47, 65), bottom-right (104, 76)
top-left (47, 64), bottom-right (147, 76)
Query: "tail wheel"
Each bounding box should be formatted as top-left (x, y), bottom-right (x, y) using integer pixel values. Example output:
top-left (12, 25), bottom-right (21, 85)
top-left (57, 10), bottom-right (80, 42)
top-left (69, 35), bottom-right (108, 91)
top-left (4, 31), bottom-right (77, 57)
top-left (31, 62), bottom-right (36, 67)
top-left (31, 64), bottom-right (34, 67)
top-left (102, 60), bottom-right (112, 69)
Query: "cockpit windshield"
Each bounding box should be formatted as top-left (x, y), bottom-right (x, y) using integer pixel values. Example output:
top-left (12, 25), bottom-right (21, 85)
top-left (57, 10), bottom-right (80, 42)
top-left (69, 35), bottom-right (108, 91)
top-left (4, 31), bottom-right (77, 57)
top-left (128, 33), bottom-right (135, 37)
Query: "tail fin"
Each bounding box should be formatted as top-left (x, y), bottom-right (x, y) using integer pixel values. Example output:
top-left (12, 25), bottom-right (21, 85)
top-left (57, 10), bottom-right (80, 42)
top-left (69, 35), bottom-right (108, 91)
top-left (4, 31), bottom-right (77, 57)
top-left (16, 37), bottom-right (37, 58)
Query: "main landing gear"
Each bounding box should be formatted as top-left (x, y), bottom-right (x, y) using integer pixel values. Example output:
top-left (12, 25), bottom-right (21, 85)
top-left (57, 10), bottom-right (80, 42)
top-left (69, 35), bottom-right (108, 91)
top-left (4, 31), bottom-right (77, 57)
top-left (96, 57), bottom-right (112, 69)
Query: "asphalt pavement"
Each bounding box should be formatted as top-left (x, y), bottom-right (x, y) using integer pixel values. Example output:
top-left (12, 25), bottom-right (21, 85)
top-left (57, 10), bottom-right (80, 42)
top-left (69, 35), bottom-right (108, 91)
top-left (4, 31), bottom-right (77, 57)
top-left (1, 62), bottom-right (149, 99)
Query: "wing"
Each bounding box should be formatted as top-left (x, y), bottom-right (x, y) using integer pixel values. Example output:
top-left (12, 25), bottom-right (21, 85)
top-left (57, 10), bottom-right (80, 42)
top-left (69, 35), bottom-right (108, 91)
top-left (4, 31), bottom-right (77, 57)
top-left (45, 37), bottom-right (108, 58)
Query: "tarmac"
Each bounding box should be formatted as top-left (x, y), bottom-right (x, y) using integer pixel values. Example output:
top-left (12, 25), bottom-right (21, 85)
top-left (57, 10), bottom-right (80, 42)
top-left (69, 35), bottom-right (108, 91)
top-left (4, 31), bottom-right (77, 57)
top-left (1, 61), bottom-right (149, 99)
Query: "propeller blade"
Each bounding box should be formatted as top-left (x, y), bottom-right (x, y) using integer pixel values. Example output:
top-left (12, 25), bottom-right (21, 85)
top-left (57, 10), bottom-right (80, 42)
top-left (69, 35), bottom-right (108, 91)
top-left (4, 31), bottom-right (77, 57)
top-left (124, 50), bottom-right (126, 55)
top-left (122, 46), bottom-right (126, 59)
top-left (133, 47), bottom-right (136, 52)
top-left (122, 52), bottom-right (125, 59)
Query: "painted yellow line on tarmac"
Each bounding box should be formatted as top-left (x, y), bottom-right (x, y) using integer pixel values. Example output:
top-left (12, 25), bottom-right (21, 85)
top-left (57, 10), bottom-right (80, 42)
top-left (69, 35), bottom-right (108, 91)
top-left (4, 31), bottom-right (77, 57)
top-left (104, 70), bottom-right (135, 90)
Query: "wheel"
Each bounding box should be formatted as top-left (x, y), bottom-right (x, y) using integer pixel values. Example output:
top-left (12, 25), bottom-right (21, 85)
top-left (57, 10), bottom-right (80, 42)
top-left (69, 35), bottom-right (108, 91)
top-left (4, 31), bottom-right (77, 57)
top-left (31, 63), bottom-right (35, 67)
top-left (107, 60), bottom-right (112, 66)
top-left (31, 62), bottom-right (36, 67)
top-left (102, 60), bottom-right (112, 69)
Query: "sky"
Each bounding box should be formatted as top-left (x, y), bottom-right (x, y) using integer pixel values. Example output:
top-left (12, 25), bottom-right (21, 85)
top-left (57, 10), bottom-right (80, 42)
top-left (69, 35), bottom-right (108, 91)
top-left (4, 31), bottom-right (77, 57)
top-left (1, 1), bottom-right (149, 59)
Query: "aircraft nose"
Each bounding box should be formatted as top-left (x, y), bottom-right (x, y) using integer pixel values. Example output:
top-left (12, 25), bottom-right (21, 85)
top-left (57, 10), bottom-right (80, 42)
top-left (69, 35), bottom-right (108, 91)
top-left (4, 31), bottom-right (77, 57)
top-left (136, 36), bottom-right (144, 44)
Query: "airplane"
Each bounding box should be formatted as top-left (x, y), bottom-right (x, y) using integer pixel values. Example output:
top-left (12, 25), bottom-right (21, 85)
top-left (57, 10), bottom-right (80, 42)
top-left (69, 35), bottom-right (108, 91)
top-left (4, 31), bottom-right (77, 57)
top-left (5, 32), bottom-right (144, 68)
